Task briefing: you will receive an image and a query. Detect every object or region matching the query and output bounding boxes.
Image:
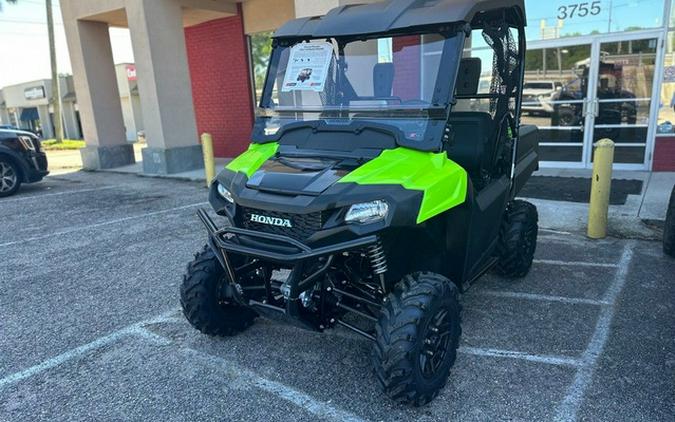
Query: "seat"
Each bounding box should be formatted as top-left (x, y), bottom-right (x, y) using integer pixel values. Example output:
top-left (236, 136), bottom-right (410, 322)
top-left (445, 58), bottom-right (495, 182)
top-left (373, 63), bottom-right (395, 97)
top-left (446, 112), bottom-right (494, 178)
top-left (455, 57), bottom-right (481, 96)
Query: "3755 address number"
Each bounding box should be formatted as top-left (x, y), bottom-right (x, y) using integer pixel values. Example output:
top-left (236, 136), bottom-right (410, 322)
top-left (557, 1), bottom-right (602, 20)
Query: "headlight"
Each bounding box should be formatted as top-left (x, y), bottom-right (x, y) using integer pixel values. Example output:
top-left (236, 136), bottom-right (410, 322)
top-left (18, 136), bottom-right (35, 151)
top-left (217, 183), bottom-right (234, 203)
top-left (345, 200), bottom-right (389, 224)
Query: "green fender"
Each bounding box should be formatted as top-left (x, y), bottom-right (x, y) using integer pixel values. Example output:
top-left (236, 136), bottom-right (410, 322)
top-left (225, 142), bottom-right (279, 177)
top-left (338, 148), bottom-right (468, 224)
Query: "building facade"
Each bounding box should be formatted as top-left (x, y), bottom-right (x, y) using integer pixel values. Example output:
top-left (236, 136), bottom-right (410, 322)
top-left (58, 0), bottom-right (675, 173)
top-left (0, 75), bottom-right (82, 140)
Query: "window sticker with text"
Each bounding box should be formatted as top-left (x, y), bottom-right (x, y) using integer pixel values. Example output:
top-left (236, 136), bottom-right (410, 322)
top-left (281, 42), bottom-right (333, 93)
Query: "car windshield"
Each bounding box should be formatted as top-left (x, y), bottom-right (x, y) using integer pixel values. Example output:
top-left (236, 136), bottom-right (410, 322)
top-left (255, 31), bottom-right (464, 145)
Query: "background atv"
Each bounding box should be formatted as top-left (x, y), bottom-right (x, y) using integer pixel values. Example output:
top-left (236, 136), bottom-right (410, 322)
top-left (181, 0), bottom-right (538, 406)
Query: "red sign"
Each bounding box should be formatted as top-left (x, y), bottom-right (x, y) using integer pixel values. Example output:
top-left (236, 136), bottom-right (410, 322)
top-left (126, 65), bottom-right (137, 81)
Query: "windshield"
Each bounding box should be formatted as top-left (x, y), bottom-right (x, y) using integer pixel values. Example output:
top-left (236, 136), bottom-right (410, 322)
top-left (254, 31), bottom-right (464, 148)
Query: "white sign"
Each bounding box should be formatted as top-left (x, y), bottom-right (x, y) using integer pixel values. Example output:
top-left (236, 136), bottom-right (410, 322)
top-left (281, 42), bottom-right (333, 93)
top-left (24, 86), bottom-right (46, 100)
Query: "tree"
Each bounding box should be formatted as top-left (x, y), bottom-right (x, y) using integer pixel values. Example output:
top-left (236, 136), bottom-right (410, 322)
top-left (0, 0), bottom-right (18, 11)
top-left (1, 0), bottom-right (63, 141)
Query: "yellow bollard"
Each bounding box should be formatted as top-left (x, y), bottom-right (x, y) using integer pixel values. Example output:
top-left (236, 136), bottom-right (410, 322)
top-left (201, 133), bottom-right (216, 187)
top-left (587, 138), bottom-right (615, 239)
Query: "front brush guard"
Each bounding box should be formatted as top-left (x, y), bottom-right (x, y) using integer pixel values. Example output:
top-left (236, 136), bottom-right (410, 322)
top-left (197, 208), bottom-right (378, 330)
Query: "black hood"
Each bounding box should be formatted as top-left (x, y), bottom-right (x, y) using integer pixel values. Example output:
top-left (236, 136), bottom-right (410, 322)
top-left (246, 156), bottom-right (351, 196)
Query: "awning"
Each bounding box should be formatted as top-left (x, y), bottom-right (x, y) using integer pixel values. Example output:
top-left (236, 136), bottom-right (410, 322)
top-left (19, 107), bottom-right (39, 121)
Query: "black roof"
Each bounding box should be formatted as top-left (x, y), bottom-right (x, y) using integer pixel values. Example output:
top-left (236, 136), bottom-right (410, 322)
top-left (274, 0), bottom-right (525, 39)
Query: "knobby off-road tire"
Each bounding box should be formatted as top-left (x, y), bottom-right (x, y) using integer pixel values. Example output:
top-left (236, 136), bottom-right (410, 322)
top-left (664, 185), bottom-right (675, 257)
top-left (0, 158), bottom-right (21, 198)
top-left (495, 200), bottom-right (539, 278)
top-left (372, 272), bottom-right (461, 406)
top-left (180, 245), bottom-right (257, 336)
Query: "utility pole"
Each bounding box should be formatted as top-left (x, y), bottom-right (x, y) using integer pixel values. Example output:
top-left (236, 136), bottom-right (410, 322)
top-left (46, 0), bottom-right (63, 142)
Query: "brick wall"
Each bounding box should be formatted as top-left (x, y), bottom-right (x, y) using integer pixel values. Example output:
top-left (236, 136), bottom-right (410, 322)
top-left (184, 5), bottom-right (254, 158)
top-left (653, 136), bottom-right (675, 171)
top-left (392, 35), bottom-right (421, 101)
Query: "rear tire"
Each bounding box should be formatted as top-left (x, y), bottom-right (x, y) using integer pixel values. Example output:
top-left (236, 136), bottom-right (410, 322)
top-left (664, 186), bottom-right (675, 257)
top-left (495, 200), bottom-right (538, 278)
top-left (372, 272), bottom-right (461, 406)
top-left (0, 158), bottom-right (21, 198)
top-left (180, 245), bottom-right (257, 336)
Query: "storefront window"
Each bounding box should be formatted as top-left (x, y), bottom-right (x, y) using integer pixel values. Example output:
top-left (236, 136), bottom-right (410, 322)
top-left (657, 2), bottom-right (675, 135)
top-left (249, 31), bottom-right (274, 106)
top-left (525, 0), bottom-right (667, 42)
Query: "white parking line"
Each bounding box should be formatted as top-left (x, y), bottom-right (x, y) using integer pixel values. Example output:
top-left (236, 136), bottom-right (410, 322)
top-left (554, 242), bottom-right (634, 422)
top-left (478, 290), bottom-right (610, 306)
top-left (534, 259), bottom-right (618, 268)
top-left (460, 347), bottom-right (581, 367)
top-left (0, 309), bottom-right (179, 389)
top-left (539, 228), bottom-right (575, 236)
top-left (1, 185), bottom-right (123, 203)
top-left (0, 307), bottom-right (366, 422)
top-left (178, 342), bottom-right (367, 422)
top-left (0, 202), bottom-right (208, 248)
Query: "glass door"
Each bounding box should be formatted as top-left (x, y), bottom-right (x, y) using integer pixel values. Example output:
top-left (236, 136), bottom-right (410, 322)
top-left (588, 34), bottom-right (661, 169)
top-left (522, 43), bottom-right (593, 167)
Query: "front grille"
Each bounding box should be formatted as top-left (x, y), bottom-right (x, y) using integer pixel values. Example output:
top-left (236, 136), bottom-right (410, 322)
top-left (237, 207), bottom-right (323, 241)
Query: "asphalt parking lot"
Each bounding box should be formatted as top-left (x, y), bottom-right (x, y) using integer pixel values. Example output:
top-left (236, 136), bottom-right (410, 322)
top-left (1, 171), bottom-right (674, 422)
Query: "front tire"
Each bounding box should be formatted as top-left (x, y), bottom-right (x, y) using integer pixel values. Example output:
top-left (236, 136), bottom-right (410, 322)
top-left (664, 186), bottom-right (675, 257)
top-left (372, 272), bottom-right (461, 406)
top-left (180, 245), bottom-right (257, 336)
top-left (0, 158), bottom-right (21, 198)
top-left (495, 200), bottom-right (539, 278)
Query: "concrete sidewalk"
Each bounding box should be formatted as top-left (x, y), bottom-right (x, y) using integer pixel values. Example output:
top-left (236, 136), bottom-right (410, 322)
top-left (46, 147), bottom-right (674, 239)
top-left (99, 163), bottom-right (674, 239)
top-left (527, 168), bottom-right (674, 239)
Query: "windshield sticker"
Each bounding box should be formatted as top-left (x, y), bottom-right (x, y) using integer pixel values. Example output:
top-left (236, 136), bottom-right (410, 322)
top-left (281, 42), bottom-right (333, 93)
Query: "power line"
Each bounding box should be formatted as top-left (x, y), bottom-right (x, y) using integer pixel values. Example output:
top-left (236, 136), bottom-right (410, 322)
top-left (0, 17), bottom-right (63, 26)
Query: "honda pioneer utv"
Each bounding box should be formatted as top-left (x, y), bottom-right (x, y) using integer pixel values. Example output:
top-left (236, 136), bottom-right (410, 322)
top-left (181, 0), bottom-right (539, 406)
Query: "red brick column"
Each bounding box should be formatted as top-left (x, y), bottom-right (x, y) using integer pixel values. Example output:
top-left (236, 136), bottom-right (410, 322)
top-left (184, 5), bottom-right (254, 158)
top-left (653, 136), bottom-right (675, 171)
top-left (392, 35), bottom-right (421, 101)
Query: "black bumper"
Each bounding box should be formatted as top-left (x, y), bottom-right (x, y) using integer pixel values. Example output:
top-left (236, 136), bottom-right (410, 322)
top-left (24, 152), bottom-right (49, 182)
top-left (197, 208), bottom-right (377, 264)
top-left (198, 208), bottom-right (379, 331)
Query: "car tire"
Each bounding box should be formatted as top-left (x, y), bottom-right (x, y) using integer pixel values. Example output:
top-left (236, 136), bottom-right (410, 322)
top-left (495, 200), bottom-right (539, 278)
top-left (0, 158), bottom-right (21, 198)
top-left (180, 245), bottom-right (257, 336)
top-left (664, 186), bottom-right (675, 257)
top-left (372, 272), bottom-right (461, 407)
top-left (557, 107), bottom-right (578, 127)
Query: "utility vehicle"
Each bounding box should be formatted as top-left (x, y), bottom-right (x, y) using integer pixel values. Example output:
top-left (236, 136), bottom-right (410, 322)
top-left (181, 0), bottom-right (539, 406)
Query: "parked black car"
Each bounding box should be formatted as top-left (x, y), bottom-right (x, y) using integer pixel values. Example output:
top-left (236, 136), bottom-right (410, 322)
top-left (0, 129), bottom-right (49, 197)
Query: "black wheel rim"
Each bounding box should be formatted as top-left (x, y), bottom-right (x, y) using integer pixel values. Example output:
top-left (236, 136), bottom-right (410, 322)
top-left (559, 111), bottom-right (575, 126)
top-left (0, 162), bottom-right (17, 193)
top-left (419, 308), bottom-right (452, 378)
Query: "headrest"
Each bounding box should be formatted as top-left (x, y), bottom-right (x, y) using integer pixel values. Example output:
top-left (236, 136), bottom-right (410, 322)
top-left (456, 57), bottom-right (482, 96)
top-left (373, 62), bottom-right (395, 97)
